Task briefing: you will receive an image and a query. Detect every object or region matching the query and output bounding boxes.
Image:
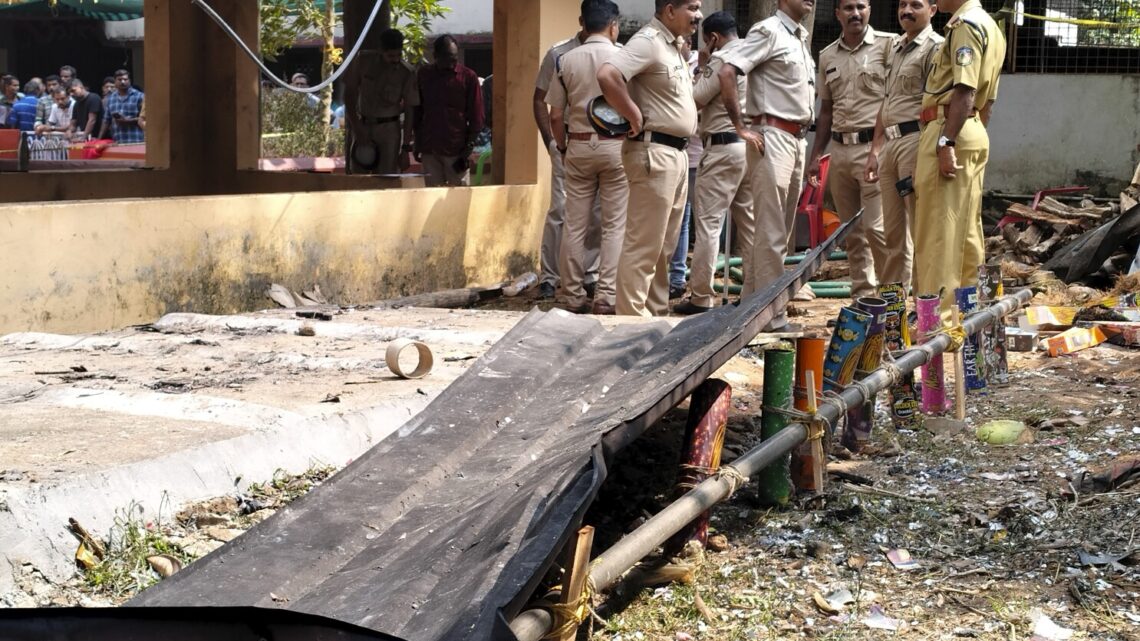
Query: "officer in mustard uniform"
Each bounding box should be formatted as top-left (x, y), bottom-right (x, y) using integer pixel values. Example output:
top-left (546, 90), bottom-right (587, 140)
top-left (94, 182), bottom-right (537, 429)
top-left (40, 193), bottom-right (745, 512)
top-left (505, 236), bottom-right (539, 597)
top-left (345, 28), bottom-right (418, 174)
top-left (718, 0), bottom-right (815, 330)
top-left (808, 0), bottom-right (893, 299)
top-left (912, 0), bottom-right (1005, 324)
top-left (598, 0), bottom-right (703, 317)
top-left (674, 11), bottom-right (755, 315)
top-left (864, 0), bottom-right (943, 292)
top-left (545, 0), bottom-right (628, 316)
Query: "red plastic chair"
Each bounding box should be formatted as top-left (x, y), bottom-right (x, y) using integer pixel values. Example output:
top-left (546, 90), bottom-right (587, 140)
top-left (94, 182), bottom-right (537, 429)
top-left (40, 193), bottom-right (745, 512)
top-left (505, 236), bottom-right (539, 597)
top-left (796, 154), bottom-right (831, 249)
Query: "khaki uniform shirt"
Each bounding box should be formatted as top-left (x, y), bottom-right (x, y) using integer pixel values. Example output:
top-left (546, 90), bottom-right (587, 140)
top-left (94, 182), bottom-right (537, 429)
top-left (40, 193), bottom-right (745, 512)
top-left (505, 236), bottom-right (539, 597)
top-left (536, 35), bottom-right (583, 93)
top-left (721, 10), bottom-right (816, 125)
top-left (880, 26), bottom-right (943, 127)
top-left (693, 38), bottom-right (747, 138)
top-left (922, 0), bottom-right (1005, 110)
top-left (604, 17), bottom-right (698, 139)
top-left (545, 35), bottom-right (620, 134)
top-left (818, 28), bottom-right (893, 132)
top-left (356, 50), bottom-right (418, 119)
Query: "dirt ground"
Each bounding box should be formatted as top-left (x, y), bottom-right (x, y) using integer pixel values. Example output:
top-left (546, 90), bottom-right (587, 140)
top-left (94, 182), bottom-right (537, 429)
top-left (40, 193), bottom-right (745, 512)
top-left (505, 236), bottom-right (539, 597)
top-left (5, 279), bottom-right (1139, 641)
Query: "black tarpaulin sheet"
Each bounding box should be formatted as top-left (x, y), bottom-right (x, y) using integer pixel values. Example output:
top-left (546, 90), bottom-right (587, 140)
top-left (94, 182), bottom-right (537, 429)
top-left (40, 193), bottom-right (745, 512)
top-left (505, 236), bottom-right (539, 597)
top-left (128, 224), bottom-right (852, 641)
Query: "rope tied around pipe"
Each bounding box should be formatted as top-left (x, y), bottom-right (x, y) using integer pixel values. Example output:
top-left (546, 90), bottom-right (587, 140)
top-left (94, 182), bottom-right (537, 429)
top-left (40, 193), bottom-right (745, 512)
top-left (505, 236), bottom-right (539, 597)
top-left (716, 465), bottom-right (749, 498)
top-left (933, 324), bottom-right (968, 352)
top-left (760, 405), bottom-right (830, 442)
top-left (537, 575), bottom-right (599, 640)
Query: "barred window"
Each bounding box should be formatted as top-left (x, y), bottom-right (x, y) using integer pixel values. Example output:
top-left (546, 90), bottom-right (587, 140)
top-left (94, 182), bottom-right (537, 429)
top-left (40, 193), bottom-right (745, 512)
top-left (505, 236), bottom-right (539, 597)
top-left (807, 0), bottom-right (1140, 73)
top-left (1007, 0), bottom-right (1140, 72)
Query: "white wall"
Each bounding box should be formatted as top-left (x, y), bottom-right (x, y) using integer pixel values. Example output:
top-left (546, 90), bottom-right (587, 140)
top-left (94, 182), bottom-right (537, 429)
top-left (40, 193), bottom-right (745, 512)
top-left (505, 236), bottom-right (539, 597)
top-left (986, 73), bottom-right (1140, 193)
top-left (431, 0), bottom-right (688, 36)
top-left (433, 1), bottom-right (494, 35)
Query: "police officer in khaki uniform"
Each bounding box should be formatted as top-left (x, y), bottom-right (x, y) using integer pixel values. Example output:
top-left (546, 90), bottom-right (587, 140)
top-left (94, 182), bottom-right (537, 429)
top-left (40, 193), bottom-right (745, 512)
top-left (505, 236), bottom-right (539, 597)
top-left (718, 0), bottom-right (815, 330)
top-left (535, 21), bottom-right (599, 300)
top-left (808, 0), bottom-right (892, 299)
top-left (598, 0), bottom-right (703, 317)
top-left (345, 29), bottom-right (418, 174)
top-left (913, 0), bottom-right (1004, 324)
top-left (864, 0), bottom-right (943, 292)
top-left (674, 11), bottom-right (755, 314)
top-left (546, 1), bottom-right (628, 316)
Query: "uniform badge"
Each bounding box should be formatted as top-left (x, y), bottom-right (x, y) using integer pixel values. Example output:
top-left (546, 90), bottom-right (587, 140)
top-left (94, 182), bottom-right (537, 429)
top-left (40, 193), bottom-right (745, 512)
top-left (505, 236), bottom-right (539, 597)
top-left (955, 46), bottom-right (975, 66)
top-left (702, 66), bottom-right (714, 78)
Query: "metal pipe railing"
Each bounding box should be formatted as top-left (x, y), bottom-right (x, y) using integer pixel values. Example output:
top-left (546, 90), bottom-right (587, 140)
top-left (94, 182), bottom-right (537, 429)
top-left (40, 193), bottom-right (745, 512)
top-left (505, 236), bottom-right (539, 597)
top-left (509, 287), bottom-right (1033, 641)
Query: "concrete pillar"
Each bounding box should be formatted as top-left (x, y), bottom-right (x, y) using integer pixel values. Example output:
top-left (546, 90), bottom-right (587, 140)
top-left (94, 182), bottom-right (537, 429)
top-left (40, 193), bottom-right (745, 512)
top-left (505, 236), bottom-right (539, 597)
top-left (491, 0), bottom-right (580, 185)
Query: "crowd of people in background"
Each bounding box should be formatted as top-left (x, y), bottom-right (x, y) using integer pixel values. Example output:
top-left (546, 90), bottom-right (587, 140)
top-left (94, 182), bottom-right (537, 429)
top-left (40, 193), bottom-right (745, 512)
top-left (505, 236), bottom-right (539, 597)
top-left (0, 64), bottom-right (145, 145)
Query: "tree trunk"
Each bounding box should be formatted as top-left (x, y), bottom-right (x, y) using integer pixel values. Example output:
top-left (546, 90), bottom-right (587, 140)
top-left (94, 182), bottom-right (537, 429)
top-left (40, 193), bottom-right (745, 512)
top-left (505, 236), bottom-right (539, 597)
top-left (320, 0), bottom-right (336, 154)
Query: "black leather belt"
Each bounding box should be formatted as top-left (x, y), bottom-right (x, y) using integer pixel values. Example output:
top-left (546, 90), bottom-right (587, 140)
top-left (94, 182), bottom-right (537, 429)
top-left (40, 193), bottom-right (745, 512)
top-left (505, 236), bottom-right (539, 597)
top-left (362, 115), bottom-right (401, 125)
top-left (707, 131), bottom-right (741, 146)
top-left (630, 130), bottom-right (688, 151)
top-left (831, 128), bottom-right (875, 145)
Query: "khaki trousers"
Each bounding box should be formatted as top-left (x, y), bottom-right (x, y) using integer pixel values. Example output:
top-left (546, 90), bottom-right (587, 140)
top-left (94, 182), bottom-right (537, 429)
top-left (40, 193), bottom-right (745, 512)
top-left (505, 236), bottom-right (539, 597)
top-left (746, 124), bottom-right (805, 328)
top-left (827, 141), bottom-right (888, 298)
top-left (691, 141), bottom-right (755, 308)
top-left (561, 138), bottom-right (629, 307)
top-left (422, 154), bottom-right (470, 187)
top-left (370, 120), bottom-right (402, 174)
top-left (913, 116), bottom-right (989, 326)
top-left (541, 141), bottom-right (600, 288)
top-left (616, 141), bottom-right (688, 317)
top-left (877, 132), bottom-right (920, 291)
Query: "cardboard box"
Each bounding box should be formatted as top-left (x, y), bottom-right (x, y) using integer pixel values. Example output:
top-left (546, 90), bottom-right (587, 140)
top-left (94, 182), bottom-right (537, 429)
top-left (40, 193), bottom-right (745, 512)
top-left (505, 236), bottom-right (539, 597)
top-left (1006, 327), bottom-right (1038, 352)
top-left (1041, 326), bottom-right (1108, 357)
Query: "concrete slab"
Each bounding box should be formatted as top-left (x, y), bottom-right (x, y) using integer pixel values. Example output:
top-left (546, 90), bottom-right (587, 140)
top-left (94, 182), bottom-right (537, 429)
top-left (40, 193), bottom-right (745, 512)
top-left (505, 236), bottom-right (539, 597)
top-left (0, 304), bottom-right (679, 599)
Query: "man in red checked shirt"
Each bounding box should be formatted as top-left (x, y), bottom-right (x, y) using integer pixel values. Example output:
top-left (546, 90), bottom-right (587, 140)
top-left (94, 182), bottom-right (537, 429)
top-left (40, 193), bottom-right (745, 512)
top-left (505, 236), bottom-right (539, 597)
top-left (414, 34), bottom-right (485, 187)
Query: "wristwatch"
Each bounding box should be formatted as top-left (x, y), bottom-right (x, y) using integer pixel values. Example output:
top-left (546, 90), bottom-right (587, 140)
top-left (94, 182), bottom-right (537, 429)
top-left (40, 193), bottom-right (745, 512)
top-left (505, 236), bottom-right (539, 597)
top-left (937, 135), bottom-right (956, 148)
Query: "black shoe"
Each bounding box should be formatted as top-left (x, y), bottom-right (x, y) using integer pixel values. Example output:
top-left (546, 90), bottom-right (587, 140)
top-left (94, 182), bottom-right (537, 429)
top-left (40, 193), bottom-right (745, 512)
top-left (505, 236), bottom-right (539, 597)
top-left (559, 302), bottom-right (592, 314)
top-left (673, 300), bottom-right (712, 315)
top-left (538, 282), bottom-right (556, 300)
top-left (584, 281), bottom-right (597, 299)
top-left (669, 285), bottom-right (686, 300)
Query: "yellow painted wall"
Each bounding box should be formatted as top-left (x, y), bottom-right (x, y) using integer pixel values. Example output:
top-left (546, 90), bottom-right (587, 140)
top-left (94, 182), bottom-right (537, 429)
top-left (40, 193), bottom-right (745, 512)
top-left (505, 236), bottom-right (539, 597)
top-left (0, 0), bottom-right (574, 334)
top-left (0, 185), bottom-right (544, 334)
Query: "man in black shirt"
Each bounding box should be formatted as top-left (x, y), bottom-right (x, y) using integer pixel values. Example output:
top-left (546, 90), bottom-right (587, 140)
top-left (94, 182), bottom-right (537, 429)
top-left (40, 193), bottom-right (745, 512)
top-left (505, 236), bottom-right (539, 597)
top-left (68, 79), bottom-right (103, 141)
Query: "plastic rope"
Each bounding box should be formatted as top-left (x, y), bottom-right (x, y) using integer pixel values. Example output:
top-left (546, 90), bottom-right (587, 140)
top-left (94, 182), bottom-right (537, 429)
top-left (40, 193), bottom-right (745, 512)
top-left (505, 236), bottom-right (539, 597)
top-left (538, 575), bottom-right (597, 640)
top-left (716, 465), bottom-right (749, 498)
top-left (190, 0), bottom-right (386, 94)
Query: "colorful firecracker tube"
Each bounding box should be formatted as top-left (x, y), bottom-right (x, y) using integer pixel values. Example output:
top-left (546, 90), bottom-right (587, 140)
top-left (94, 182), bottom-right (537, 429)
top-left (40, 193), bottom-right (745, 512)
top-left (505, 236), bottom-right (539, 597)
top-left (823, 306), bottom-right (874, 396)
top-left (791, 337), bottom-right (827, 492)
top-left (916, 294), bottom-right (947, 414)
top-left (844, 297), bottom-right (888, 450)
top-left (757, 346), bottom-right (796, 507)
top-left (977, 264), bottom-right (1009, 386)
top-left (955, 286), bottom-right (986, 391)
top-left (878, 283), bottom-right (919, 428)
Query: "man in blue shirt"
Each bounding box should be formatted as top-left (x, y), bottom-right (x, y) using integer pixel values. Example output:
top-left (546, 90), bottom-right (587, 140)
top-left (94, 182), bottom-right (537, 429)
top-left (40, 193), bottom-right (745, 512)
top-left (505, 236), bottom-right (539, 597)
top-left (100, 69), bottom-right (145, 143)
top-left (9, 79), bottom-right (40, 132)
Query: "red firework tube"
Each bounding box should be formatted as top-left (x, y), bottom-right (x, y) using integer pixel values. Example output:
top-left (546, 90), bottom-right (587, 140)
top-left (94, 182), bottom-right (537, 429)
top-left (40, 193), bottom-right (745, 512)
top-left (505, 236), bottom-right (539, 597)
top-left (666, 378), bottom-right (731, 555)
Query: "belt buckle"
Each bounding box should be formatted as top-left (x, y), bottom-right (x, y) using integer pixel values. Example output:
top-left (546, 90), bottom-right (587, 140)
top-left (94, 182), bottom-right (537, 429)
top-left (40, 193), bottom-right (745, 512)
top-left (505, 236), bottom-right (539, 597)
top-left (884, 124), bottom-right (900, 141)
top-left (842, 132), bottom-right (858, 145)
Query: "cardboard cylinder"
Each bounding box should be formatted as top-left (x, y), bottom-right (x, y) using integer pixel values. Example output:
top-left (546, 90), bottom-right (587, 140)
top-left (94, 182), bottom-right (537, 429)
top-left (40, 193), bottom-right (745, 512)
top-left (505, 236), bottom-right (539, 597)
top-left (955, 286), bottom-right (986, 391)
top-left (878, 283), bottom-right (919, 428)
top-left (977, 264), bottom-right (1009, 386)
top-left (917, 295), bottom-right (946, 414)
top-left (844, 297), bottom-right (888, 449)
top-left (757, 347), bottom-right (796, 507)
top-left (791, 337), bottom-right (827, 492)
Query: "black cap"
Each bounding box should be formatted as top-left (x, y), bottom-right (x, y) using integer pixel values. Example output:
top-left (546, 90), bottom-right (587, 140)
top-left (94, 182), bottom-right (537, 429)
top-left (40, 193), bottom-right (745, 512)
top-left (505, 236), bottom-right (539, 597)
top-left (587, 95), bottom-right (631, 138)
